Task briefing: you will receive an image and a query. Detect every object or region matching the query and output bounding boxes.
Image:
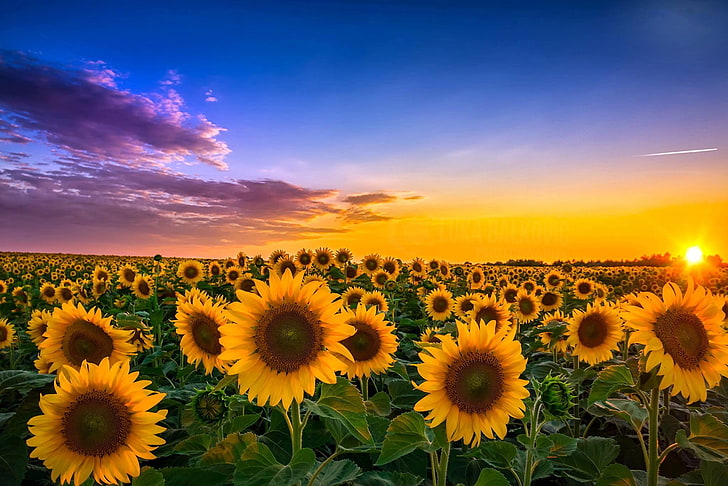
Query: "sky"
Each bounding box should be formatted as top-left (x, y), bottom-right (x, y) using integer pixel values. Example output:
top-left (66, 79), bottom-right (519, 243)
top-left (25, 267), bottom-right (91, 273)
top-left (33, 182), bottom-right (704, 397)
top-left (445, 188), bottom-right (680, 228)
top-left (1, 0), bottom-right (727, 263)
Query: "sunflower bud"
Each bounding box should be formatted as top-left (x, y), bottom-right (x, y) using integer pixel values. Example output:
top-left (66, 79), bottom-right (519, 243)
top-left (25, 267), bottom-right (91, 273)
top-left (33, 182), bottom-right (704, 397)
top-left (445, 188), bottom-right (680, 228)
top-left (538, 374), bottom-right (574, 418)
top-left (192, 388), bottom-right (229, 425)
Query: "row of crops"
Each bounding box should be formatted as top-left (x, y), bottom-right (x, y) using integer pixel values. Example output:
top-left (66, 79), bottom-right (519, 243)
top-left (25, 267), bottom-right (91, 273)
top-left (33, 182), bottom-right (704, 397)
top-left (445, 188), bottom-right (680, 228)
top-left (0, 250), bottom-right (727, 486)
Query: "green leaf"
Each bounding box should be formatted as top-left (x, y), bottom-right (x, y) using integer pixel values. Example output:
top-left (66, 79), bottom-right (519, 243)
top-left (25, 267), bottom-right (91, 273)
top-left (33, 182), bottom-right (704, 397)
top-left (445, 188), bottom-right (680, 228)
top-left (547, 433), bottom-right (579, 458)
top-left (132, 467), bottom-right (165, 486)
top-left (310, 459), bottom-right (362, 486)
top-left (701, 460), bottom-right (728, 486)
top-left (466, 440), bottom-right (518, 469)
top-left (375, 411), bottom-right (439, 465)
top-left (0, 412), bottom-right (15, 428)
top-left (556, 436), bottom-right (621, 482)
top-left (212, 374), bottom-right (238, 392)
top-left (200, 432), bottom-right (257, 466)
top-left (596, 463), bottom-right (636, 486)
top-left (388, 379), bottom-right (425, 409)
top-left (473, 468), bottom-right (510, 486)
top-left (0, 434), bottom-right (28, 486)
top-left (304, 377), bottom-right (372, 444)
top-left (353, 471), bottom-right (424, 486)
top-left (234, 444), bottom-right (316, 486)
top-left (224, 413), bottom-right (261, 435)
top-left (676, 413), bottom-right (728, 463)
top-left (0, 370), bottom-right (55, 395)
top-left (365, 391), bottom-right (392, 417)
top-left (161, 467), bottom-right (229, 486)
top-left (174, 434), bottom-right (214, 455)
top-left (590, 399), bottom-right (648, 432)
top-left (588, 365), bottom-right (636, 407)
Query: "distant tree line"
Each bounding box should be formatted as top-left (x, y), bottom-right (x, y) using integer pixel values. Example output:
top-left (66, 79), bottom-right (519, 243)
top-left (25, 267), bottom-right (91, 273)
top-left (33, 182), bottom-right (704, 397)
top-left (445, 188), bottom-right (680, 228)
top-left (487, 252), bottom-right (725, 268)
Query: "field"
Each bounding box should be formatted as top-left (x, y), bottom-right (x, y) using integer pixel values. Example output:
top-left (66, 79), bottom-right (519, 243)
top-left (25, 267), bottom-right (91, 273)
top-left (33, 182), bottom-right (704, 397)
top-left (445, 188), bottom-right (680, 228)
top-left (1, 250), bottom-right (727, 486)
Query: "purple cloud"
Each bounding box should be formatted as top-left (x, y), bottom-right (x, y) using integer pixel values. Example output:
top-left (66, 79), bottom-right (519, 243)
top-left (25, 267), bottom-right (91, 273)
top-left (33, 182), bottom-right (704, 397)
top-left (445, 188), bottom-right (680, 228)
top-left (340, 207), bottom-right (392, 223)
top-left (0, 51), bottom-right (230, 170)
top-left (343, 192), bottom-right (398, 205)
top-left (205, 89), bottom-right (218, 103)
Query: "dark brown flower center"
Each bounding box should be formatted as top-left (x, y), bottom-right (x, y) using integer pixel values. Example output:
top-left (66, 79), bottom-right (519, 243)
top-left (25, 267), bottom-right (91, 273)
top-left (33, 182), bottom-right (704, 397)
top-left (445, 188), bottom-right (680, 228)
top-left (190, 314), bottom-right (222, 355)
top-left (0, 326), bottom-right (7, 342)
top-left (316, 253), bottom-right (331, 266)
top-left (210, 265), bottom-right (221, 275)
top-left (337, 251), bottom-right (350, 264)
top-left (472, 272), bottom-right (482, 283)
top-left (524, 282), bottom-right (535, 292)
top-left (345, 266), bottom-right (358, 279)
top-left (59, 287), bottom-right (73, 301)
top-left (279, 261), bottom-right (297, 276)
top-left (298, 253), bottom-right (312, 266)
top-left (342, 321), bottom-right (381, 362)
top-left (541, 292), bottom-right (558, 306)
top-left (228, 270), bottom-right (240, 281)
top-left (445, 351), bottom-right (504, 413)
top-left (43, 286), bottom-right (55, 298)
top-left (365, 258), bottom-right (379, 271)
top-left (654, 309), bottom-right (708, 369)
top-left (184, 266), bottom-right (199, 279)
top-left (96, 271), bottom-right (108, 281)
top-left (473, 306), bottom-right (499, 327)
top-left (428, 260), bottom-right (439, 270)
top-left (255, 302), bottom-right (322, 373)
top-left (577, 313), bottom-right (608, 348)
top-left (383, 261), bottom-right (396, 274)
top-left (375, 273), bottom-right (388, 286)
top-left (137, 279), bottom-right (150, 296)
top-left (346, 292), bottom-right (363, 306)
top-left (412, 262), bottom-right (423, 273)
top-left (239, 278), bottom-right (255, 292)
top-left (62, 390), bottom-right (132, 457)
top-left (459, 299), bottom-right (475, 313)
top-left (63, 320), bottom-right (114, 366)
top-left (577, 282), bottom-right (592, 295)
top-left (123, 269), bottom-right (136, 282)
top-left (518, 297), bottom-right (535, 315)
top-left (432, 296), bottom-right (450, 313)
top-left (504, 288), bottom-right (518, 303)
top-left (548, 275), bottom-right (560, 286)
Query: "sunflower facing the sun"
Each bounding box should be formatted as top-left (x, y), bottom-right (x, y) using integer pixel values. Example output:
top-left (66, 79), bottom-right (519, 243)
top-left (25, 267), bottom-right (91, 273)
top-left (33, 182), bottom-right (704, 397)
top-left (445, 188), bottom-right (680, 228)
top-left (339, 304), bottom-right (398, 379)
top-left (27, 358), bottom-right (167, 486)
top-left (219, 269), bottom-right (355, 409)
top-left (173, 294), bottom-right (230, 375)
top-left (622, 279), bottom-right (728, 403)
top-left (567, 303), bottom-right (623, 366)
top-left (414, 319), bottom-right (529, 446)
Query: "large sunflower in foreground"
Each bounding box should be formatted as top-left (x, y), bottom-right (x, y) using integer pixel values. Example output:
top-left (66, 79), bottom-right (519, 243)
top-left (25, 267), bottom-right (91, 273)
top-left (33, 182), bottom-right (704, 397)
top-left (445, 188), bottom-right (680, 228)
top-left (566, 303), bottom-right (622, 366)
top-left (622, 280), bottom-right (728, 403)
top-left (219, 270), bottom-right (355, 409)
top-left (173, 295), bottom-right (230, 375)
top-left (41, 302), bottom-right (136, 374)
top-left (339, 304), bottom-right (398, 379)
top-left (27, 358), bottom-right (167, 486)
top-left (414, 319), bottom-right (529, 446)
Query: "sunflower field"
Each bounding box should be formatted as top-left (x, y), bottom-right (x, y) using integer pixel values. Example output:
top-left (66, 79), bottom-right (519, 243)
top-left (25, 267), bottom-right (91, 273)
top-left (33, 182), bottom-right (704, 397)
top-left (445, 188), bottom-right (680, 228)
top-left (1, 250), bottom-right (727, 486)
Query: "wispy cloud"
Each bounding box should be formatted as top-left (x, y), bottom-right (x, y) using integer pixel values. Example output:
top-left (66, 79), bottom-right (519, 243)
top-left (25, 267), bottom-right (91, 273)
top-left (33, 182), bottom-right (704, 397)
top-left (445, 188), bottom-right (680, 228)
top-left (0, 51), bottom-right (230, 170)
top-left (205, 89), bottom-right (218, 103)
top-left (343, 192), bottom-right (398, 205)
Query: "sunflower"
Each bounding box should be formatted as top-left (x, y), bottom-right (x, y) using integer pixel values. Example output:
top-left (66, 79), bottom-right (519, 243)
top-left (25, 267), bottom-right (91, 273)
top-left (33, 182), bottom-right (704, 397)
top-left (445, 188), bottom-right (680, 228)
top-left (55, 286), bottom-right (74, 305)
top-left (268, 249), bottom-right (289, 266)
top-left (41, 302), bottom-right (136, 373)
top-left (454, 294), bottom-right (482, 319)
top-left (28, 309), bottom-right (53, 347)
top-left (361, 290), bottom-right (389, 313)
top-left (13, 286), bottom-right (30, 306)
top-left (174, 295), bottom-right (230, 375)
top-left (27, 358), bottom-right (167, 486)
top-left (520, 280), bottom-right (537, 293)
top-left (427, 259), bottom-right (440, 272)
top-left (567, 303), bottom-right (623, 366)
top-left (425, 289), bottom-right (454, 321)
top-left (236, 251), bottom-right (248, 269)
top-left (539, 290), bottom-right (563, 312)
top-left (414, 319), bottom-right (529, 446)
top-left (0, 279), bottom-right (7, 294)
top-left (538, 310), bottom-right (570, 354)
top-left (339, 305), bottom-right (398, 379)
top-left (294, 248), bottom-right (314, 269)
top-left (177, 260), bottom-right (204, 285)
top-left (273, 256), bottom-right (299, 278)
top-left (335, 248), bottom-right (354, 266)
top-left (127, 327), bottom-right (154, 353)
top-left (418, 326), bottom-right (444, 345)
top-left (341, 286), bottom-right (366, 309)
top-left (313, 247), bottom-right (334, 271)
top-left (361, 254), bottom-right (382, 275)
top-left (225, 265), bottom-right (244, 285)
top-left (92, 266), bottom-right (110, 282)
top-left (40, 283), bottom-right (57, 304)
top-left (573, 278), bottom-right (596, 300)
top-left (219, 270), bottom-right (355, 409)
top-left (467, 296), bottom-right (511, 333)
top-left (381, 257), bottom-right (400, 277)
top-left (0, 318), bottom-right (16, 349)
top-left (252, 254), bottom-right (266, 267)
top-left (92, 280), bottom-right (108, 299)
top-left (438, 261), bottom-right (451, 280)
top-left (344, 264), bottom-right (360, 281)
top-left (371, 269), bottom-right (391, 289)
top-left (468, 267), bottom-right (486, 290)
top-left (235, 273), bottom-right (258, 294)
top-left (118, 265), bottom-right (137, 288)
top-left (208, 261), bottom-right (223, 278)
top-left (543, 270), bottom-right (564, 290)
top-left (131, 275), bottom-right (155, 300)
top-left (500, 284), bottom-right (519, 304)
top-left (513, 290), bottom-right (540, 324)
top-left (622, 280), bottom-right (728, 403)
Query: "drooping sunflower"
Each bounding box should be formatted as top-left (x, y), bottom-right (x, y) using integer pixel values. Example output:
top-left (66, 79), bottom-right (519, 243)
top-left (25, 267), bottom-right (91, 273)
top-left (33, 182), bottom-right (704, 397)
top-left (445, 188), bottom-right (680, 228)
top-left (344, 264), bottom-right (360, 281)
top-left (118, 265), bottom-right (137, 288)
top-left (539, 290), bottom-right (563, 312)
top-left (361, 254), bottom-right (383, 275)
top-left (573, 278), bottom-right (596, 300)
top-left (414, 319), bottom-right (529, 446)
top-left (371, 269), bottom-right (391, 289)
top-left (438, 261), bottom-right (451, 280)
top-left (513, 290), bottom-right (540, 324)
top-left (467, 296), bottom-right (512, 333)
top-left (177, 260), bottom-right (205, 285)
top-left (0, 318), bottom-right (16, 349)
top-left (543, 270), bottom-right (564, 290)
top-left (28, 309), bottom-right (53, 347)
top-left (313, 247), bottom-right (334, 271)
top-left (41, 302), bottom-right (136, 373)
top-left (27, 358), bottom-right (167, 486)
top-left (219, 270), bottom-right (355, 409)
top-left (294, 248), bottom-right (314, 269)
top-left (236, 251), bottom-right (248, 269)
top-left (339, 304), bottom-right (398, 379)
top-left (361, 290), bottom-right (389, 313)
top-left (174, 295), bottom-right (230, 375)
top-left (131, 275), bottom-right (155, 300)
top-left (567, 303), bottom-right (623, 366)
top-left (622, 280), bottom-right (728, 403)
top-left (425, 289), bottom-right (454, 321)
top-left (40, 283), bottom-right (57, 304)
top-left (468, 267), bottom-right (486, 290)
top-left (13, 286), bottom-right (30, 306)
top-left (454, 293), bottom-right (482, 320)
top-left (341, 286), bottom-right (366, 309)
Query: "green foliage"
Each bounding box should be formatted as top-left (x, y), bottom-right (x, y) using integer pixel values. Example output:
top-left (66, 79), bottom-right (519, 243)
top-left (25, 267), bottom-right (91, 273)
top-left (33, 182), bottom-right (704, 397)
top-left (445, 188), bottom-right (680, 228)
top-left (676, 413), bottom-right (728, 463)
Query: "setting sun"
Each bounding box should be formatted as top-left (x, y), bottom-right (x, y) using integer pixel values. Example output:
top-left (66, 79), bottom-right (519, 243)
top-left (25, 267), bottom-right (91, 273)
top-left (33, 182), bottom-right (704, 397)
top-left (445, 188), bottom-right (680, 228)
top-left (686, 246), bottom-right (704, 265)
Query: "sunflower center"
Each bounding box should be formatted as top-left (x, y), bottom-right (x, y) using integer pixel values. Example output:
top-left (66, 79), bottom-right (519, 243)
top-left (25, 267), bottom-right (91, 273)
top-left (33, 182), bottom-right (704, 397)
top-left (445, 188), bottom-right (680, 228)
top-left (62, 390), bottom-right (132, 457)
top-left (184, 266), bottom-right (199, 279)
top-left (0, 326), bottom-right (7, 342)
top-left (577, 282), bottom-right (592, 295)
top-left (279, 261), bottom-right (297, 275)
top-left (548, 275), bottom-right (560, 286)
top-left (445, 351), bottom-right (504, 413)
top-left (299, 254), bottom-right (312, 265)
top-left (138, 279), bottom-right (150, 295)
top-left (432, 296), bottom-right (449, 313)
top-left (346, 292), bottom-right (363, 306)
top-left (342, 321), bottom-right (381, 362)
top-left (63, 320), bottom-right (114, 366)
top-left (123, 269), bottom-right (135, 282)
top-left (412, 262), bottom-right (423, 273)
top-left (256, 302), bottom-right (322, 373)
top-left (524, 282), bottom-right (535, 292)
top-left (211, 265), bottom-right (221, 275)
top-left (59, 288), bottom-right (73, 301)
top-left (345, 266), bottom-right (358, 279)
top-left (228, 270), bottom-right (240, 281)
top-left (472, 272), bottom-right (482, 283)
top-left (43, 287), bottom-right (55, 298)
top-left (474, 306), bottom-right (498, 326)
top-left (383, 261), bottom-right (396, 274)
top-left (654, 309), bottom-right (708, 369)
top-left (375, 273), bottom-right (388, 285)
top-left (239, 278), bottom-right (255, 292)
top-left (460, 299), bottom-right (475, 313)
top-left (365, 259), bottom-right (378, 271)
top-left (190, 314), bottom-right (222, 355)
top-left (577, 314), bottom-right (608, 348)
top-left (519, 298), bottom-right (534, 315)
top-left (504, 289), bottom-right (517, 303)
top-left (542, 292), bottom-right (558, 306)
top-left (317, 253), bottom-right (330, 266)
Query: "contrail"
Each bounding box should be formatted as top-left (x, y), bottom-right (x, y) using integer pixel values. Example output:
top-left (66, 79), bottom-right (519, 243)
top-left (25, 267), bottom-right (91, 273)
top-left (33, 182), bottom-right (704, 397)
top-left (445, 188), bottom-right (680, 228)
top-left (639, 148), bottom-right (717, 157)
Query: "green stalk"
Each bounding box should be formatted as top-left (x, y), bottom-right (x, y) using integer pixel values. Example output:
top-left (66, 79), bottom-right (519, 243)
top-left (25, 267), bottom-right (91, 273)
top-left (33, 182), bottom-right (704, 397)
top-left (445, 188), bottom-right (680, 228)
top-left (429, 451), bottom-right (439, 486)
top-left (437, 441), bottom-right (451, 486)
top-left (524, 399), bottom-right (543, 486)
top-left (360, 375), bottom-right (369, 401)
top-left (290, 400), bottom-right (304, 456)
top-left (307, 448), bottom-right (340, 486)
top-left (647, 387), bottom-right (661, 486)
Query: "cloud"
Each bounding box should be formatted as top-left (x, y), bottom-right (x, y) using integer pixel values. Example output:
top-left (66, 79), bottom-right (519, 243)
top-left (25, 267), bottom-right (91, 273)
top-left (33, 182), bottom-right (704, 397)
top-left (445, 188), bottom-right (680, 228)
top-left (0, 151), bottom-right (28, 163)
top-left (343, 192), bottom-right (398, 205)
top-left (205, 89), bottom-right (218, 103)
top-left (0, 51), bottom-right (230, 170)
top-left (340, 207), bottom-right (393, 223)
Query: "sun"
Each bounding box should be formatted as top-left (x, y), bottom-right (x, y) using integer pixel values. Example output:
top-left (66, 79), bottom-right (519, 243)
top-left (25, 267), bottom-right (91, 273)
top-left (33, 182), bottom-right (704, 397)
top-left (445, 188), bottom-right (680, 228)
top-left (685, 246), bottom-right (704, 265)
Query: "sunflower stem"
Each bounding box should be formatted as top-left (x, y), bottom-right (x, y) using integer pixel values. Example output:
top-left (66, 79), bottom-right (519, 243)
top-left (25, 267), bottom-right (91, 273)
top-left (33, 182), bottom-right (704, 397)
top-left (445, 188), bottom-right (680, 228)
top-left (307, 448), bottom-right (340, 486)
top-left (436, 441), bottom-right (451, 486)
top-left (429, 451), bottom-right (439, 486)
top-left (360, 376), bottom-right (369, 401)
top-left (289, 400), bottom-right (304, 457)
top-left (647, 387), bottom-right (661, 486)
top-left (572, 357), bottom-right (581, 437)
top-left (524, 400), bottom-right (543, 486)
